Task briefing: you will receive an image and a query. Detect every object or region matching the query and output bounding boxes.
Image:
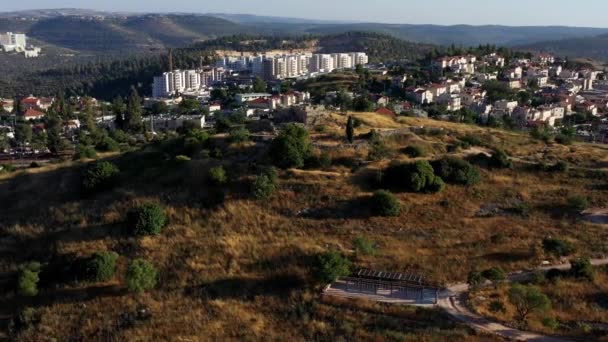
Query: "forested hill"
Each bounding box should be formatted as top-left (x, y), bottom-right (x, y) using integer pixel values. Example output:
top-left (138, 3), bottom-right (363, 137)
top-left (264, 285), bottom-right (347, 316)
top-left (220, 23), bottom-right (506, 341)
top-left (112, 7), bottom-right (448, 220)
top-left (192, 32), bottom-right (435, 63)
top-left (518, 34), bottom-right (608, 62)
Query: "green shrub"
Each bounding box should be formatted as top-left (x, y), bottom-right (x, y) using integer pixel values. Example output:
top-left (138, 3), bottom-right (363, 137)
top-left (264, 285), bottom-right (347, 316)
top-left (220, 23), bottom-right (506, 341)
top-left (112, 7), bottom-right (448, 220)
top-left (542, 317), bottom-right (560, 330)
top-left (229, 127), bottom-right (250, 143)
top-left (109, 129), bottom-right (130, 144)
top-left (570, 258), bottom-right (594, 281)
top-left (431, 157), bottom-right (480, 186)
top-left (209, 166), bottom-right (228, 185)
top-left (17, 262), bottom-right (41, 297)
top-left (460, 134), bottom-right (483, 146)
top-left (74, 144), bottom-right (97, 160)
top-left (568, 196), bottom-right (589, 212)
top-left (353, 236), bottom-right (378, 256)
top-left (382, 160), bottom-right (445, 193)
top-left (86, 251), bottom-right (119, 282)
top-left (95, 136), bottom-right (120, 152)
top-left (319, 152), bottom-right (332, 169)
top-left (0, 164), bottom-right (16, 173)
top-left (542, 238), bottom-right (576, 257)
top-left (403, 145), bottom-right (425, 158)
top-left (482, 267), bottom-right (506, 287)
top-left (129, 203), bottom-right (167, 236)
top-left (252, 167), bottom-right (278, 200)
top-left (81, 161), bottom-right (120, 194)
top-left (126, 259), bottom-right (158, 293)
top-left (314, 251), bottom-right (351, 284)
top-left (371, 190), bottom-right (401, 217)
top-left (269, 124), bottom-right (312, 169)
top-left (29, 161), bottom-right (40, 168)
top-left (489, 300), bottom-right (506, 313)
top-left (489, 149), bottom-right (512, 169)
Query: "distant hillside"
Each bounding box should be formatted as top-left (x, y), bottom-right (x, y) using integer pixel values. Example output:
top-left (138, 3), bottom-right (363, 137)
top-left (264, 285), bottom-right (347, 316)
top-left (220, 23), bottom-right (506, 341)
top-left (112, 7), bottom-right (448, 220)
top-left (2, 10), bottom-right (608, 53)
top-left (518, 34), bottom-right (608, 62)
top-left (0, 15), bottom-right (245, 53)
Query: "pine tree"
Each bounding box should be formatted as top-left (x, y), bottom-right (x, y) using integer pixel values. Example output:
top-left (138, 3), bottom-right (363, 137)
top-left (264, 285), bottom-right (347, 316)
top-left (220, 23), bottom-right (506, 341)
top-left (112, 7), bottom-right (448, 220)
top-left (346, 116), bottom-right (354, 143)
top-left (125, 87), bottom-right (143, 132)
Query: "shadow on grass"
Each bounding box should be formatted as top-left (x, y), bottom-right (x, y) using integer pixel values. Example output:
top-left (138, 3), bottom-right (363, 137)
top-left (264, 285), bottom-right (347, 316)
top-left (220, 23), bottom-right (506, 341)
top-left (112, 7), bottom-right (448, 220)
top-left (478, 251), bottom-right (533, 263)
top-left (299, 196), bottom-right (373, 220)
top-left (186, 273), bottom-right (306, 301)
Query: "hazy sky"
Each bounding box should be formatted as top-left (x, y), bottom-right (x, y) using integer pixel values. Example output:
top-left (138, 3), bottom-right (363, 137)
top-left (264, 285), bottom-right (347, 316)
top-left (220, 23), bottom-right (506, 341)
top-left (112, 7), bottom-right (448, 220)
top-left (2, 0), bottom-right (607, 27)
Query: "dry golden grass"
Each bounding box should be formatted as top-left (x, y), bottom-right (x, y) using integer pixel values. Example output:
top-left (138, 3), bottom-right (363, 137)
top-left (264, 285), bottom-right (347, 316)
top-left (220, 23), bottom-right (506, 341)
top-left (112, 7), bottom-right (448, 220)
top-left (2, 119), bottom-right (608, 340)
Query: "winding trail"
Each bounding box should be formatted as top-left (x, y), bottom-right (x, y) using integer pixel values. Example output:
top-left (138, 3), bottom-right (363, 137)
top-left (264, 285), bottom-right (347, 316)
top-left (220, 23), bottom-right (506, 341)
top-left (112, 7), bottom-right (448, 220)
top-left (436, 259), bottom-right (608, 341)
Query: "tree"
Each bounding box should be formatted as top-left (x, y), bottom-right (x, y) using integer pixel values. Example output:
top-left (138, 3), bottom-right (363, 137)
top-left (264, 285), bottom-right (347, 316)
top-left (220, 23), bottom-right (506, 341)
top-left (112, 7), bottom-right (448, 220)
top-left (129, 203), bottom-right (167, 236)
top-left (252, 76), bottom-right (267, 93)
top-left (112, 96), bottom-right (126, 129)
top-left (314, 251), bottom-right (351, 284)
top-left (269, 124), bottom-right (312, 169)
top-left (126, 259), bottom-right (158, 293)
top-left (371, 190), bottom-right (401, 217)
top-left (82, 97), bottom-right (97, 133)
top-left (353, 95), bottom-right (372, 112)
top-left (508, 284), bottom-right (551, 325)
top-left (17, 262), bottom-right (41, 297)
top-left (14, 123), bottom-right (32, 144)
top-left (31, 130), bottom-right (48, 152)
top-left (336, 90), bottom-right (353, 112)
top-left (46, 118), bottom-right (70, 154)
top-left (178, 98), bottom-right (202, 114)
top-left (346, 116), bottom-right (354, 143)
top-left (86, 251), bottom-right (119, 282)
top-left (125, 87), bottom-right (143, 132)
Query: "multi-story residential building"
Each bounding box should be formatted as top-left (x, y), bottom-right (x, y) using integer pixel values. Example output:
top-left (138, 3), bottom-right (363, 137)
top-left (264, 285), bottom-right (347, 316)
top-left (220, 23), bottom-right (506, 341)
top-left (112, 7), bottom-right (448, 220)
top-left (0, 32), bottom-right (26, 51)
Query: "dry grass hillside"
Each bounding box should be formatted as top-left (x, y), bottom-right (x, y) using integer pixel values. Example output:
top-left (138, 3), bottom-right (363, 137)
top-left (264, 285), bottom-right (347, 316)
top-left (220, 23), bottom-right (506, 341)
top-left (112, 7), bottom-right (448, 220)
top-left (1, 112), bottom-right (607, 340)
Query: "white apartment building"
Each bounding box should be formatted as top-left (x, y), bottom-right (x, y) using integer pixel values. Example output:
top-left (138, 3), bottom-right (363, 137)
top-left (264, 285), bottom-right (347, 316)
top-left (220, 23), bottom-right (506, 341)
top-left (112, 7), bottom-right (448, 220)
top-left (0, 32), bottom-right (26, 51)
top-left (153, 68), bottom-right (225, 98)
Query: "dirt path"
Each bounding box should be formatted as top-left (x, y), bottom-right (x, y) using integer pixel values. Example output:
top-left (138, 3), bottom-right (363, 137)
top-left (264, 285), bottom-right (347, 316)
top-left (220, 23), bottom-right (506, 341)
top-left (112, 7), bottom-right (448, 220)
top-left (437, 259), bottom-right (608, 342)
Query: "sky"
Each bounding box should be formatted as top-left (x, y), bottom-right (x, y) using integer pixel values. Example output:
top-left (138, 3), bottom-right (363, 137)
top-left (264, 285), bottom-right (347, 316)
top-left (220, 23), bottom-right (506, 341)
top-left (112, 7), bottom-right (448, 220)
top-left (2, 0), bottom-right (607, 27)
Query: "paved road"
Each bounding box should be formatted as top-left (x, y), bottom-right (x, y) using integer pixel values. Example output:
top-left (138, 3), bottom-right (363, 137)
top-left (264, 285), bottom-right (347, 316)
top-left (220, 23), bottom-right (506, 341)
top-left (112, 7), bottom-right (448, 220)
top-left (437, 259), bottom-right (608, 342)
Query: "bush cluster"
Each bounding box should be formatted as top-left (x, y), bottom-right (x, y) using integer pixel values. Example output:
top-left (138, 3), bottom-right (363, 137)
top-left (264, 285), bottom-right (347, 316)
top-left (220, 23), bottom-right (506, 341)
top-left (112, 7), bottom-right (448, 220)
top-left (209, 166), bottom-right (228, 186)
top-left (542, 238), bottom-right (576, 257)
top-left (382, 160), bottom-right (445, 193)
top-left (126, 259), bottom-right (158, 293)
top-left (314, 251), bottom-right (351, 284)
top-left (370, 190), bottom-right (401, 217)
top-left (17, 262), bottom-right (41, 297)
top-left (74, 144), bottom-right (97, 160)
top-left (252, 167), bottom-right (279, 200)
top-left (129, 203), bottom-right (167, 236)
top-left (431, 157), bottom-right (480, 186)
top-left (403, 145), bottom-right (425, 158)
top-left (86, 251), bottom-right (119, 282)
top-left (269, 124), bottom-right (312, 169)
top-left (81, 161), bottom-right (120, 194)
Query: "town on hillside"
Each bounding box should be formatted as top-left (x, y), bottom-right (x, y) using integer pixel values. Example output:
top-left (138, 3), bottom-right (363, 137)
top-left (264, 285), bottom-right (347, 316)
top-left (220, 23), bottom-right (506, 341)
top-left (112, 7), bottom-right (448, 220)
top-left (1, 47), bottom-right (607, 166)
